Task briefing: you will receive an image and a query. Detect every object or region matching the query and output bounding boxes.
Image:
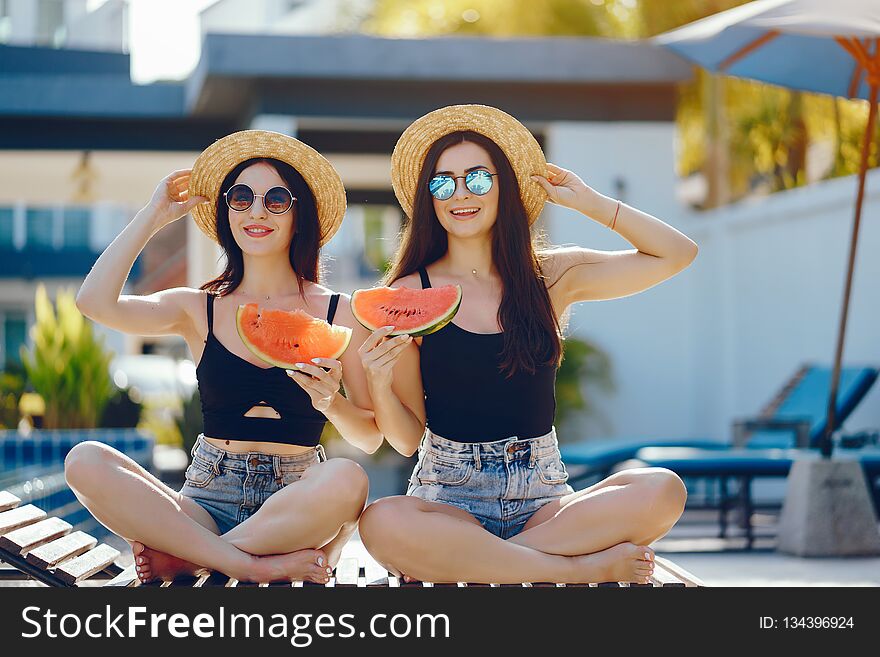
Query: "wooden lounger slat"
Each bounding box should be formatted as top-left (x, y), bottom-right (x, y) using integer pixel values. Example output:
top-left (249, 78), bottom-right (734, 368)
top-left (168, 575), bottom-right (201, 587)
top-left (596, 582), bottom-right (620, 587)
top-left (653, 556), bottom-right (705, 587)
top-left (0, 491), bottom-right (21, 512)
top-left (364, 559), bottom-right (389, 587)
top-left (334, 558), bottom-right (359, 587)
top-left (26, 531), bottom-right (97, 568)
top-left (105, 565), bottom-right (138, 587)
top-left (55, 544), bottom-right (121, 585)
top-left (0, 517), bottom-right (71, 555)
top-left (0, 504), bottom-right (46, 535)
top-left (197, 572), bottom-right (231, 587)
top-left (649, 566), bottom-right (686, 588)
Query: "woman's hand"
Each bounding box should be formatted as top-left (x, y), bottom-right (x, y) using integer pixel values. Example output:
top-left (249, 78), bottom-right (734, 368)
top-left (358, 327), bottom-right (412, 392)
top-left (146, 169), bottom-right (209, 231)
top-left (531, 163), bottom-right (600, 213)
top-left (286, 359), bottom-right (343, 414)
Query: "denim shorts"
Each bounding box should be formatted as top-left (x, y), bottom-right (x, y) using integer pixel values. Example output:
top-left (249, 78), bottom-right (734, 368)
top-left (406, 427), bottom-right (575, 540)
top-left (179, 434), bottom-right (326, 535)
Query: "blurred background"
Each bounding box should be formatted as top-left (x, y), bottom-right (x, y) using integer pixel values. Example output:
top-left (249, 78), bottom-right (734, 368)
top-left (0, 0), bottom-right (878, 581)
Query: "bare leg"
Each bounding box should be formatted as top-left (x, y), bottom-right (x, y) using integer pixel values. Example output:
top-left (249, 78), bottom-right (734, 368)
top-left (221, 458), bottom-right (368, 555)
top-left (509, 467), bottom-right (688, 556)
top-left (64, 442), bottom-right (343, 583)
top-left (358, 496), bottom-right (654, 584)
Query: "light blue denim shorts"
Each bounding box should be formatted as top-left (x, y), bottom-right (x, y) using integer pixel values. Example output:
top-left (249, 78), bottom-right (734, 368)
top-left (406, 427), bottom-right (575, 540)
top-left (179, 434), bottom-right (326, 535)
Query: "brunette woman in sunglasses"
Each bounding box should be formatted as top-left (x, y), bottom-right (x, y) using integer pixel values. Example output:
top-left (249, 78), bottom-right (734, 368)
top-left (65, 131), bottom-right (381, 585)
top-left (356, 105), bottom-right (698, 585)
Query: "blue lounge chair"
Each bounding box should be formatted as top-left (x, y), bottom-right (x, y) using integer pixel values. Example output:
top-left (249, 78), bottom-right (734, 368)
top-left (629, 365), bottom-right (879, 548)
top-left (560, 364), bottom-right (878, 482)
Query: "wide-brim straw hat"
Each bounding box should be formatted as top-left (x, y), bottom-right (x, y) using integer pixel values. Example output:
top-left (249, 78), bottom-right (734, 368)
top-left (190, 130), bottom-right (346, 246)
top-left (391, 104), bottom-right (548, 225)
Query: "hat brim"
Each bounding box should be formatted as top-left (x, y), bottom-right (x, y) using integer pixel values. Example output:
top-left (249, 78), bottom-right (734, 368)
top-left (390, 105), bottom-right (548, 225)
top-left (189, 130), bottom-right (346, 246)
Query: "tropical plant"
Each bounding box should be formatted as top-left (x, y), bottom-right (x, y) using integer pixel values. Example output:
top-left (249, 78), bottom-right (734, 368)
top-left (0, 368), bottom-right (25, 430)
top-left (176, 388), bottom-right (204, 458)
top-left (20, 285), bottom-right (115, 429)
top-left (555, 335), bottom-right (614, 442)
top-left (100, 386), bottom-right (143, 428)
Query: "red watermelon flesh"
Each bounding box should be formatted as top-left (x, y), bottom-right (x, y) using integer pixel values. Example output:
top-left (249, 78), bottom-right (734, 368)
top-left (351, 285), bottom-right (462, 336)
top-left (236, 303), bottom-right (352, 368)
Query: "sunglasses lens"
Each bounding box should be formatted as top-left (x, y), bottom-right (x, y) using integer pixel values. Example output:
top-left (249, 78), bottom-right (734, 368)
top-left (466, 170), bottom-right (494, 196)
top-left (226, 184), bottom-right (253, 211)
top-left (429, 176), bottom-right (455, 201)
top-left (264, 187), bottom-right (293, 214)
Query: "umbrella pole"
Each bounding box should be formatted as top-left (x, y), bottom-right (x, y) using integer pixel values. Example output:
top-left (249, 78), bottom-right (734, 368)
top-left (822, 82), bottom-right (879, 457)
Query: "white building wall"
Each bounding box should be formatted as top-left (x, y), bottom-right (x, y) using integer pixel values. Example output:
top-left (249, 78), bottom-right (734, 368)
top-left (545, 118), bottom-right (880, 445)
top-left (687, 170), bottom-right (880, 443)
top-left (544, 122), bottom-right (698, 441)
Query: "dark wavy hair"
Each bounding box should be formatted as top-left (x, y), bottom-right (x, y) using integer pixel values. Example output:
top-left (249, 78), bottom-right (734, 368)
top-left (200, 157), bottom-right (321, 297)
top-left (385, 131), bottom-right (562, 376)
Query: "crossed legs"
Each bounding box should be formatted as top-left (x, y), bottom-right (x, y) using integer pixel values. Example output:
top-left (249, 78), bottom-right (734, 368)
top-left (64, 441), bottom-right (368, 583)
top-left (358, 467), bottom-right (686, 584)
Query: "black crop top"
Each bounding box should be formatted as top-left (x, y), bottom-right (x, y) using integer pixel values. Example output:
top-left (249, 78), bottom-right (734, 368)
top-left (196, 292), bottom-right (340, 446)
top-left (417, 268), bottom-right (557, 443)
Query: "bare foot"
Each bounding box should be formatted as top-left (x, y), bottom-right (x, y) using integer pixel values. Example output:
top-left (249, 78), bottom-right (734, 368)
top-left (570, 543), bottom-right (655, 584)
top-left (247, 548), bottom-right (332, 585)
top-left (131, 541), bottom-right (207, 584)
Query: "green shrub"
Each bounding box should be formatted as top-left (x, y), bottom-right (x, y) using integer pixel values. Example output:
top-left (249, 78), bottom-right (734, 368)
top-left (20, 285), bottom-right (115, 429)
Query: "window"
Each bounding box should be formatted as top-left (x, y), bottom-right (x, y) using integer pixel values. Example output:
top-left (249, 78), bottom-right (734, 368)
top-left (0, 208), bottom-right (13, 248)
top-left (25, 209), bottom-right (54, 250)
top-left (63, 208), bottom-right (90, 248)
top-left (3, 313), bottom-right (27, 368)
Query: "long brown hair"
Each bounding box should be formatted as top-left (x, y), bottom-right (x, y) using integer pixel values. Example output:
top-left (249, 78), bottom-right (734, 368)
top-left (200, 157), bottom-right (322, 297)
top-left (385, 131), bottom-right (562, 376)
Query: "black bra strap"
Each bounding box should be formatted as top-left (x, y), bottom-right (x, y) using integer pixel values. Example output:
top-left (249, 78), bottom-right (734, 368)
top-left (327, 293), bottom-right (340, 324)
top-left (418, 267), bottom-right (432, 289)
top-left (206, 292), bottom-right (215, 335)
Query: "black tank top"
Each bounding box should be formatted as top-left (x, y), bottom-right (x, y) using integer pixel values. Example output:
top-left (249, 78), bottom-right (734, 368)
top-left (417, 268), bottom-right (557, 443)
top-left (196, 292), bottom-right (340, 446)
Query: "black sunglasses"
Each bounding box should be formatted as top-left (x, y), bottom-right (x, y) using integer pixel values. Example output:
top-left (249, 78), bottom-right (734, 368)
top-left (428, 170), bottom-right (498, 201)
top-left (223, 183), bottom-right (296, 214)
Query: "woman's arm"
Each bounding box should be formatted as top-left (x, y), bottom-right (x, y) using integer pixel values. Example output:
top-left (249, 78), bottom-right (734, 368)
top-left (288, 297), bottom-right (386, 454)
top-left (533, 164), bottom-right (698, 309)
top-left (359, 326), bottom-right (426, 458)
top-left (75, 169), bottom-right (208, 335)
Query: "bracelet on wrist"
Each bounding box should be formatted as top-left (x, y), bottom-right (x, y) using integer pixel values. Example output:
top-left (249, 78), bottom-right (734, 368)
top-left (606, 200), bottom-right (621, 230)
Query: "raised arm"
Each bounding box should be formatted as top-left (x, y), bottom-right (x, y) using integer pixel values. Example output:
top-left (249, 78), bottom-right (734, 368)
top-left (75, 169), bottom-right (208, 336)
top-left (533, 164), bottom-right (698, 310)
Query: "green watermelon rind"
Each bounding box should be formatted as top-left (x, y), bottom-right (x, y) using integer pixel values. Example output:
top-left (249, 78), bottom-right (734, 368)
top-left (351, 285), bottom-right (462, 337)
top-left (235, 304), bottom-right (352, 368)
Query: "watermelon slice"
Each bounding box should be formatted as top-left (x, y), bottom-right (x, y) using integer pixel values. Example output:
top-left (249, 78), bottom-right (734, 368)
top-left (351, 285), bottom-right (462, 336)
top-left (236, 303), bottom-right (352, 368)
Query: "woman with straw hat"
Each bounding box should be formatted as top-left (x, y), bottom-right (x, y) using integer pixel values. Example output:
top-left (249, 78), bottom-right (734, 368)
top-left (65, 130), bottom-right (381, 584)
top-left (357, 105), bottom-right (699, 584)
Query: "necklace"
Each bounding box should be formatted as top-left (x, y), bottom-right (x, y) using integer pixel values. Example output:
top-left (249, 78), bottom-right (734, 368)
top-left (471, 269), bottom-right (477, 275)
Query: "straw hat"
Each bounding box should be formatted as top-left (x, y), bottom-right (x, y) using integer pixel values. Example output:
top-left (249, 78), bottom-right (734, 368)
top-left (189, 130), bottom-right (346, 246)
top-left (391, 104), bottom-right (548, 225)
